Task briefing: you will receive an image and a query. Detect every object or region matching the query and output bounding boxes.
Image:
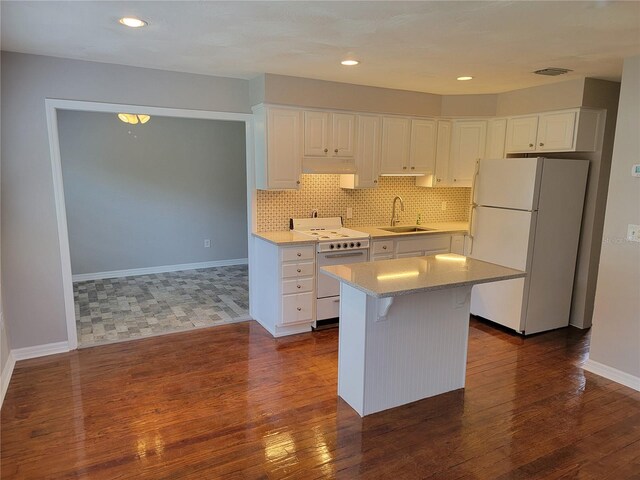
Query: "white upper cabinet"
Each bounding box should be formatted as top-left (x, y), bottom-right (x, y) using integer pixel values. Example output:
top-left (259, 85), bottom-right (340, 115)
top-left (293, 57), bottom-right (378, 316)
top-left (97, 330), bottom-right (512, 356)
top-left (506, 115), bottom-right (539, 152)
top-left (409, 119), bottom-right (437, 174)
top-left (506, 108), bottom-right (601, 154)
top-left (450, 120), bottom-right (487, 187)
top-left (380, 117), bottom-right (412, 174)
top-left (486, 118), bottom-right (508, 159)
top-left (254, 105), bottom-right (302, 190)
top-left (304, 110), bottom-right (356, 158)
top-left (340, 115), bottom-right (381, 189)
top-left (537, 110), bottom-right (579, 151)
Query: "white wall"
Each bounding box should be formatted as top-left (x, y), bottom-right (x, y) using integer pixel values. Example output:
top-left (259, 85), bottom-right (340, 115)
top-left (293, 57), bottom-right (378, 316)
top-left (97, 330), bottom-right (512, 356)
top-left (1, 52), bottom-right (251, 349)
top-left (589, 55), bottom-right (640, 383)
top-left (58, 111), bottom-right (247, 274)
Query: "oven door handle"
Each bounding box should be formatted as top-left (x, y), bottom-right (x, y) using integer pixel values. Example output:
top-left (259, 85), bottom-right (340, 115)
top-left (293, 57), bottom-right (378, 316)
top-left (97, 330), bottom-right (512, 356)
top-left (324, 252), bottom-right (365, 259)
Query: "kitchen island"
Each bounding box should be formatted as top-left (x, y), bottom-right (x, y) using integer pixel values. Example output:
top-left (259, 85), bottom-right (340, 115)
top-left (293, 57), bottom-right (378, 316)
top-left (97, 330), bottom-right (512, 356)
top-left (321, 254), bottom-right (525, 416)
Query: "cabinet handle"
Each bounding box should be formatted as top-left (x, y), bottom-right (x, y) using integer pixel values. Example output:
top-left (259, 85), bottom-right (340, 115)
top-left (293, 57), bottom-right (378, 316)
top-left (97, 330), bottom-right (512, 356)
top-left (437, 178), bottom-right (441, 183)
top-left (297, 252), bottom-right (302, 257)
top-left (382, 245), bottom-right (387, 250)
top-left (403, 166), bottom-right (407, 170)
top-left (539, 142), bottom-right (544, 147)
top-left (529, 143), bottom-right (534, 148)
top-left (297, 285), bottom-right (302, 289)
top-left (296, 180), bottom-right (300, 184)
top-left (297, 307), bottom-right (302, 311)
top-left (453, 178), bottom-right (457, 182)
top-left (297, 268), bottom-right (301, 273)
top-left (324, 148), bottom-right (328, 153)
top-left (334, 149), bottom-right (339, 153)
top-left (373, 180), bottom-right (378, 183)
top-left (411, 166), bottom-right (415, 170)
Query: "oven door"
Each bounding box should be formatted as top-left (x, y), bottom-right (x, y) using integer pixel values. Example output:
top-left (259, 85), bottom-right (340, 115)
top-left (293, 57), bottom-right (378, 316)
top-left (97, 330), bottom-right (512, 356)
top-left (317, 249), bottom-right (369, 298)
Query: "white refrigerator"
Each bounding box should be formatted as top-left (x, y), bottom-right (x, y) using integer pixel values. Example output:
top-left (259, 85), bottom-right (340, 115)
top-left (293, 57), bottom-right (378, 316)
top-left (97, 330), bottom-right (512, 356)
top-left (468, 157), bottom-right (589, 335)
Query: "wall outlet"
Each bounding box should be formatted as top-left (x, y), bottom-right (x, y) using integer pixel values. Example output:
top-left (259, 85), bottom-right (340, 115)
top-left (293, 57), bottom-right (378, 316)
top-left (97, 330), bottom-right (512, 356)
top-left (204, 239), bottom-right (211, 248)
top-left (346, 207), bottom-right (353, 219)
top-left (627, 224), bottom-right (640, 243)
top-left (441, 201), bottom-right (447, 211)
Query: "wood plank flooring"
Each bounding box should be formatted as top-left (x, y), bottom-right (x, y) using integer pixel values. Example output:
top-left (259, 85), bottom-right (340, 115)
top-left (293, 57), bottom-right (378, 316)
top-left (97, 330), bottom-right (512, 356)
top-left (2, 318), bottom-right (639, 479)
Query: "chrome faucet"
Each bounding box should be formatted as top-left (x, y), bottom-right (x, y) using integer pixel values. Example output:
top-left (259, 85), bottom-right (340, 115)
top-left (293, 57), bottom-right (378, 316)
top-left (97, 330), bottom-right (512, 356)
top-left (391, 196), bottom-right (405, 226)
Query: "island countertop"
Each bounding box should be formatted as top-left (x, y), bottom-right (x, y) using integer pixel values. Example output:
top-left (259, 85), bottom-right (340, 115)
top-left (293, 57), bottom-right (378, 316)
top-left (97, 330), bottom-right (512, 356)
top-left (321, 254), bottom-right (525, 298)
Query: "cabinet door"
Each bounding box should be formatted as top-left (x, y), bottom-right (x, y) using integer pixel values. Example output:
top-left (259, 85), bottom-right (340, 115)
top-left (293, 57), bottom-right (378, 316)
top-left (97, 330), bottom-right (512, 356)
top-left (409, 119), bottom-right (437, 174)
top-left (304, 111), bottom-right (329, 157)
top-left (434, 120), bottom-right (452, 187)
top-left (266, 108), bottom-right (302, 189)
top-left (505, 116), bottom-right (538, 153)
top-left (450, 120), bottom-right (487, 187)
top-left (380, 117), bottom-right (411, 174)
top-left (332, 113), bottom-right (357, 158)
top-left (353, 115), bottom-right (380, 188)
top-left (486, 118), bottom-right (507, 159)
top-left (537, 111), bottom-right (576, 151)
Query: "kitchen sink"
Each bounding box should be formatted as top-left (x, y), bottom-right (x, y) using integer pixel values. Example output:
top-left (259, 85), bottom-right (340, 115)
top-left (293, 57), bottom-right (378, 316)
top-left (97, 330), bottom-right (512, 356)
top-left (379, 226), bottom-right (436, 233)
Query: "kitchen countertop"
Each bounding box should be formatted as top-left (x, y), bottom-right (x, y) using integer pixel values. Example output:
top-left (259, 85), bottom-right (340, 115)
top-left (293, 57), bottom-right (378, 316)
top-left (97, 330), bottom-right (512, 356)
top-left (321, 254), bottom-right (525, 298)
top-left (356, 221), bottom-right (469, 239)
top-left (252, 231), bottom-right (318, 246)
top-left (253, 221), bottom-right (469, 245)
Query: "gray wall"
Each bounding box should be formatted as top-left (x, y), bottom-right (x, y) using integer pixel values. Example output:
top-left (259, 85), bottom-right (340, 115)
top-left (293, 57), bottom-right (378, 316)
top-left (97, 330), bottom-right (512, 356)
top-left (590, 55), bottom-right (640, 379)
top-left (1, 52), bottom-right (251, 349)
top-left (57, 111), bottom-right (247, 274)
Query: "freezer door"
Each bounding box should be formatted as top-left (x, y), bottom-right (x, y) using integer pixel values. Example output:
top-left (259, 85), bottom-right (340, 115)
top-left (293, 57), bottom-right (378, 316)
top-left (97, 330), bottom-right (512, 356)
top-left (469, 206), bottom-right (536, 332)
top-left (474, 157), bottom-right (543, 211)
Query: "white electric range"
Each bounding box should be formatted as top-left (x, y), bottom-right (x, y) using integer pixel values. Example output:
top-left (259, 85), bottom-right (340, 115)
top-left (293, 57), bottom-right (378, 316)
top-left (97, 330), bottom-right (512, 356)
top-left (292, 217), bottom-right (370, 328)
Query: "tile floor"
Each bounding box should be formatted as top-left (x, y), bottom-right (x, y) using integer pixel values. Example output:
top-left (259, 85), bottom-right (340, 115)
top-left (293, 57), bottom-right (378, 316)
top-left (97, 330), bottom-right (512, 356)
top-left (74, 265), bottom-right (249, 347)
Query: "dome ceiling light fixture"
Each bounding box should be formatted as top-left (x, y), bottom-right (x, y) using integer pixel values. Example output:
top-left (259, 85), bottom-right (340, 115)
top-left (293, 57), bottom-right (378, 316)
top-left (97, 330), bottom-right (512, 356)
top-left (457, 76), bottom-right (473, 81)
top-left (341, 59), bottom-right (360, 66)
top-left (117, 113), bottom-right (151, 125)
top-left (118, 17), bottom-right (148, 28)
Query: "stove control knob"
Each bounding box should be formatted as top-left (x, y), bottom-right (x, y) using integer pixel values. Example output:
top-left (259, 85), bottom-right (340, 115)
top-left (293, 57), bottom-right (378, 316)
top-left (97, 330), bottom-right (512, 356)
top-left (356, 242), bottom-right (361, 247)
top-left (350, 242), bottom-right (355, 248)
top-left (329, 244), bottom-right (334, 249)
top-left (336, 244), bottom-right (341, 249)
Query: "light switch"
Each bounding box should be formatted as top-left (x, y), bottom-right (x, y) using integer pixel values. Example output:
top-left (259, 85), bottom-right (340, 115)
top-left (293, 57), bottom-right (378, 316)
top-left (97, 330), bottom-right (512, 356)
top-left (346, 207), bottom-right (353, 219)
top-left (627, 224), bottom-right (640, 243)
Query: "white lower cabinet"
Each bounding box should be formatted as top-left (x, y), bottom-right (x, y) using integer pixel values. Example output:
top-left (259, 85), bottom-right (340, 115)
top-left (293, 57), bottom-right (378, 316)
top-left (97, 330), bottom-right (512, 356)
top-left (450, 234), bottom-right (466, 255)
top-left (371, 234), bottom-right (453, 260)
top-left (253, 238), bottom-right (316, 336)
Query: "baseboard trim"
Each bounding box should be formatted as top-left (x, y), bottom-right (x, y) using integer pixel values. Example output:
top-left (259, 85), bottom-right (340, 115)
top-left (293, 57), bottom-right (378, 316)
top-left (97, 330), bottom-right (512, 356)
top-left (1, 352), bottom-right (16, 407)
top-left (12, 341), bottom-right (71, 361)
top-left (72, 258), bottom-right (249, 282)
top-left (583, 359), bottom-right (640, 392)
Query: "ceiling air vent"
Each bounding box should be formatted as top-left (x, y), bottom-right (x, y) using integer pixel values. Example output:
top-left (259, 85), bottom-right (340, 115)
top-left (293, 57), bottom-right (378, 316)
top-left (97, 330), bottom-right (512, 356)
top-left (533, 67), bottom-right (573, 76)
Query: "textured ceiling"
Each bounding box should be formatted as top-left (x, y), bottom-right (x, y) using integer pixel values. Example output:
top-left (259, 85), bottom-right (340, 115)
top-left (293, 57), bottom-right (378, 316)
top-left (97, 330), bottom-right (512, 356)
top-left (2, 1), bottom-right (639, 94)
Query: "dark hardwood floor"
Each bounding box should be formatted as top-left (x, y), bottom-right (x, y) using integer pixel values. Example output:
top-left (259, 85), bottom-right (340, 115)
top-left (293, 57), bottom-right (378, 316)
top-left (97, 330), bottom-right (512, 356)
top-left (2, 318), bottom-right (639, 479)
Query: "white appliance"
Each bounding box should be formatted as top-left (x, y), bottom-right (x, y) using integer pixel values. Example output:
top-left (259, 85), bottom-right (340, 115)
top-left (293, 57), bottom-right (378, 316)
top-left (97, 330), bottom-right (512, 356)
top-left (468, 157), bottom-right (588, 335)
top-left (292, 217), bottom-right (370, 328)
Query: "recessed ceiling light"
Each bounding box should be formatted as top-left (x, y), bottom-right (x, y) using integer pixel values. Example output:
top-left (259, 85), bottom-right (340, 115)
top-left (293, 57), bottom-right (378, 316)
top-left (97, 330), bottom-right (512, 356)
top-left (341, 60), bottom-right (360, 66)
top-left (457, 76), bottom-right (473, 81)
top-left (118, 17), bottom-right (148, 28)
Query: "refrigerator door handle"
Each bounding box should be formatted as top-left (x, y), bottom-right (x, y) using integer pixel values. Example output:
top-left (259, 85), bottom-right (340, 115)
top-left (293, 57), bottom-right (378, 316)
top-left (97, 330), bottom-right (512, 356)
top-left (468, 204), bottom-right (477, 255)
top-left (469, 159), bottom-right (481, 207)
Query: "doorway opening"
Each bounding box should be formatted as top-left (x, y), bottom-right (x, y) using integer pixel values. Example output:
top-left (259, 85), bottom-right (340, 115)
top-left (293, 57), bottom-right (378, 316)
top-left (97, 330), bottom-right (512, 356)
top-left (46, 100), bottom-right (255, 349)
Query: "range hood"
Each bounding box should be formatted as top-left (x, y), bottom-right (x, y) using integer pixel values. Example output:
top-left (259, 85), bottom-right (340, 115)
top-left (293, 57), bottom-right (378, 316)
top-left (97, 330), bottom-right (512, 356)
top-left (302, 157), bottom-right (357, 174)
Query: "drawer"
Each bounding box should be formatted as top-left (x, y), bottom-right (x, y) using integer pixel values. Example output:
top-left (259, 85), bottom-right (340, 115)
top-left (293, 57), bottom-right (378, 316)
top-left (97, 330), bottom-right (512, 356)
top-left (282, 261), bottom-right (315, 279)
top-left (282, 292), bottom-right (314, 325)
top-left (317, 296), bottom-right (340, 321)
top-left (372, 240), bottom-right (394, 254)
top-left (396, 235), bottom-right (450, 254)
top-left (372, 254), bottom-right (394, 261)
top-left (396, 251), bottom-right (424, 259)
top-left (282, 245), bottom-right (315, 262)
top-left (282, 277), bottom-right (314, 295)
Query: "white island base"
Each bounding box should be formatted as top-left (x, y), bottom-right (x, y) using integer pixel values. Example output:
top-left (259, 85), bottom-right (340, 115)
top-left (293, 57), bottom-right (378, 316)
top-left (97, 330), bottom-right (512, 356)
top-left (338, 283), bottom-right (473, 417)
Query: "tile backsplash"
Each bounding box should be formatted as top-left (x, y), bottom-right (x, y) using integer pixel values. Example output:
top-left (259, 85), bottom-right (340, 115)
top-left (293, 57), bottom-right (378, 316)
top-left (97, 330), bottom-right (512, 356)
top-left (256, 175), bottom-right (470, 232)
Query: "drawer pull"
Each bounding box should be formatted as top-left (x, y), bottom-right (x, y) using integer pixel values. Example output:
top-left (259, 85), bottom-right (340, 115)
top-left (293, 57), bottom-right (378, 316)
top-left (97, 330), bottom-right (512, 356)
top-left (297, 307), bottom-right (302, 311)
top-left (382, 245), bottom-right (387, 250)
top-left (333, 299), bottom-right (340, 303)
top-left (297, 268), bottom-right (301, 273)
top-left (297, 285), bottom-right (302, 289)
top-left (297, 252), bottom-right (302, 257)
